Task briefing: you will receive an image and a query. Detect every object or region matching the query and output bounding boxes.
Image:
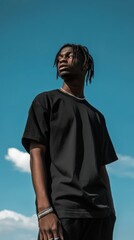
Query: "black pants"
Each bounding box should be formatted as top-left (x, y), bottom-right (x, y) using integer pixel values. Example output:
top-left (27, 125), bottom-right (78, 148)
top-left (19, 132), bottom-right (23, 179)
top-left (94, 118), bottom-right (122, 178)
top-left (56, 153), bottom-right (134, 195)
top-left (60, 214), bottom-right (116, 240)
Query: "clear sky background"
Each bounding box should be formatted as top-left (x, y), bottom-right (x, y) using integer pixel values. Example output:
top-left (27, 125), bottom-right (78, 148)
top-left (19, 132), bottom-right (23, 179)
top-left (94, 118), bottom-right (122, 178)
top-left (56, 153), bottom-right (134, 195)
top-left (0, 0), bottom-right (134, 239)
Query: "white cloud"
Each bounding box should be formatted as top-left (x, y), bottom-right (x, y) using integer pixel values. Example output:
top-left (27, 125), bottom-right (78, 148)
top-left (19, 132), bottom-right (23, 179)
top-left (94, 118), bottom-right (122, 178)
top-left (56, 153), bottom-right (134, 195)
top-left (5, 148), bottom-right (30, 173)
top-left (107, 154), bottom-right (134, 179)
top-left (0, 209), bottom-right (37, 231)
top-left (0, 210), bottom-right (38, 240)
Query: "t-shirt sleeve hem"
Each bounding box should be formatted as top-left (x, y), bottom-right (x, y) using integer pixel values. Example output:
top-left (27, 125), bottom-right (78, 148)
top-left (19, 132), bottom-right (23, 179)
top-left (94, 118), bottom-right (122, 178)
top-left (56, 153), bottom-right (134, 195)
top-left (101, 155), bottom-right (118, 166)
top-left (22, 133), bottom-right (48, 153)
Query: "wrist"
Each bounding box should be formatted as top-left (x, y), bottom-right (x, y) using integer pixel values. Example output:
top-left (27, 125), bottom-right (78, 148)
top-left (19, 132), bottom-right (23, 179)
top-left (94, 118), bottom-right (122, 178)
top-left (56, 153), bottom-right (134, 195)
top-left (36, 198), bottom-right (51, 213)
top-left (37, 205), bottom-right (51, 213)
top-left (37, 206), bottom-right (54, 220)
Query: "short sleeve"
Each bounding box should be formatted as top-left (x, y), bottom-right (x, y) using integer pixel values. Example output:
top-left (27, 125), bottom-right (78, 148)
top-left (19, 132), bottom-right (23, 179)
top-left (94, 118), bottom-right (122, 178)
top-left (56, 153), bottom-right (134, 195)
top-left (22, 96), bottom-right (50, 153)
top-left (101, 117), bottom-right (118, 165)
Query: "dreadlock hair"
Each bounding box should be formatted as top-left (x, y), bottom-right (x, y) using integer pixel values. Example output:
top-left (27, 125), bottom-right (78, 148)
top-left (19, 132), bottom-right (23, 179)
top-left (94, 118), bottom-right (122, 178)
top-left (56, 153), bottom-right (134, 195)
top-left (54, 43), bottom-right (94, 84)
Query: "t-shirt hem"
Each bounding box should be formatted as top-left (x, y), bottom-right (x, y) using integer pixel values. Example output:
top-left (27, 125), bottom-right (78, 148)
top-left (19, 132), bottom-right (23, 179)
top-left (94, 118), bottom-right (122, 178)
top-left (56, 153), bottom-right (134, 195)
top-left (55, 207), bottom-right (112, 219)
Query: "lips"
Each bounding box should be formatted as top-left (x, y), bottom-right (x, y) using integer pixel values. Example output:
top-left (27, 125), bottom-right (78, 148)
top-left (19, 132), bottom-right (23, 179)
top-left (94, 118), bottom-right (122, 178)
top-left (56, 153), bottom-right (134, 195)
top-left (58, 64), bottom-right (69, 71)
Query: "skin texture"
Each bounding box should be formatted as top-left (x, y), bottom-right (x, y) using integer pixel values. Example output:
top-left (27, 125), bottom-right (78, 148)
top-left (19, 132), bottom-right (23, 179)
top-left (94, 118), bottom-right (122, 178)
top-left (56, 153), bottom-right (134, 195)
top-left (29, 46), bottom-right (112, 240)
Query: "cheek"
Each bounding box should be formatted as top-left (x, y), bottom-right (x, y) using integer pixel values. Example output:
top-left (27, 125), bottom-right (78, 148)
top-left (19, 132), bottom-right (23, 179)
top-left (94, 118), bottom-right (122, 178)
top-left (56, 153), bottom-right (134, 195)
top-left (68, 58), bottom-right (73, 65)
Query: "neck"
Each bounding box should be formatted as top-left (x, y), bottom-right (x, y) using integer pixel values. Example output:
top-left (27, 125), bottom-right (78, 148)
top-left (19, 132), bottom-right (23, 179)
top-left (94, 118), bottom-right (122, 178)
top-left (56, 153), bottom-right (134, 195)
top-left (62, 81), bottom-right (84, 98)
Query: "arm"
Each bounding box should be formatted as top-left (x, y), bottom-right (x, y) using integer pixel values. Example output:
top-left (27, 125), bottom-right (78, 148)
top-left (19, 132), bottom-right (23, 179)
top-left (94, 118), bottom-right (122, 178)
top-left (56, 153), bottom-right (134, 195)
top-left (30, 141), bottom-right (50, 211)
top-left (30, 141), bottom-right (63, 240)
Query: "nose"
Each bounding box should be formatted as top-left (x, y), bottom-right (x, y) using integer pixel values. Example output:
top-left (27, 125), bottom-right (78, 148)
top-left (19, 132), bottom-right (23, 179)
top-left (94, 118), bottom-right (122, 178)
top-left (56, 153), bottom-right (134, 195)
top-left (59, 58), bottom-right (66, 64)
top-left (59, 55), bottom-right (67, 63)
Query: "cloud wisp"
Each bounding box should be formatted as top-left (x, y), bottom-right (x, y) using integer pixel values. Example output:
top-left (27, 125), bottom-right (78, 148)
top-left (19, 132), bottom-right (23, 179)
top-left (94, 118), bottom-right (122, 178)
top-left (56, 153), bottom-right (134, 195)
top-left (0, 210), bottom-right (38, 240)
top-left (107, 154), bottom-right (134, 179)
top-left (5, 148), bottom-right (30, 173)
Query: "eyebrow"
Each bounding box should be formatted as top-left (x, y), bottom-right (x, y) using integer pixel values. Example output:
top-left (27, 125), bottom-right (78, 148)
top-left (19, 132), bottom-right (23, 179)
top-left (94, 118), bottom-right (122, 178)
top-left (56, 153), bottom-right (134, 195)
top-left (58, 50), bottom-right (73, 56)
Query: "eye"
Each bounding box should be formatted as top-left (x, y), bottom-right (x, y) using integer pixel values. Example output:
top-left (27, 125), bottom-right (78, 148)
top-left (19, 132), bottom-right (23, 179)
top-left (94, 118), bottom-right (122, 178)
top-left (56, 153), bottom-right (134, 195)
top-left (58, 55), bottom-right (62, 60)
top-left (68, 53), bottom-right (73, 58)
top-left (57, 55), bottom-right (62, 63)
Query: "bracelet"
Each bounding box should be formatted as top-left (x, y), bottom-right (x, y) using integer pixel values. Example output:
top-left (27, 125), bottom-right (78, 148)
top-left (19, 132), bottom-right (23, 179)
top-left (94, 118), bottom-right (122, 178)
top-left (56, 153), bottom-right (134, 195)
top-left (37, 207), bottom-right (53, 220)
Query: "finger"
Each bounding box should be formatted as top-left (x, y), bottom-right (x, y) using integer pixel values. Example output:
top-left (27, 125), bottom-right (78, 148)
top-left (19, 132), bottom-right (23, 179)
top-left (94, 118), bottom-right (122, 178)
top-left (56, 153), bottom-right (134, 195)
top-left (53, 222), bottom-right (64, 240)
top-left (47, 237), bottom-right (54, 240)
top-left (46, 229), bottom-right (54, 240)
top-left (41, 230), bottom-right (48, 240)
top-left (52, 226), bottom-right (59, 240)
top-left (38, 231), bottom-right (43, 240)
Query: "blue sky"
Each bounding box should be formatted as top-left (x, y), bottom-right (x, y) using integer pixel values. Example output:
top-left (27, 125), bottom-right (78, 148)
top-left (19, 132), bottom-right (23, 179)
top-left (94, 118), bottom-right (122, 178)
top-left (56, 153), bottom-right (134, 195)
top-left (0, 0), bottom-right (134, 239)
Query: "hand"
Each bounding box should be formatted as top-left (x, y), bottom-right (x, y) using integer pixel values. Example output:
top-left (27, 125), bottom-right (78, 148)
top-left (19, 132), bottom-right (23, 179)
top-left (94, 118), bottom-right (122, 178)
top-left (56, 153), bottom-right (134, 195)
top-left (38, 212), bottom-right (64, 240)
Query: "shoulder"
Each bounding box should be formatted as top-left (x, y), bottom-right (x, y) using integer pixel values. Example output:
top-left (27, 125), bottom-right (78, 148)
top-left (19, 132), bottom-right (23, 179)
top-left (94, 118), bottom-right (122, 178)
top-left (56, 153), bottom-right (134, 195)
top-left (34, 89), bottom-right (58, 101)
top-left (32, 89), bottom-right (58, 109)
top-left (85, 100), bottom-right (105, 124)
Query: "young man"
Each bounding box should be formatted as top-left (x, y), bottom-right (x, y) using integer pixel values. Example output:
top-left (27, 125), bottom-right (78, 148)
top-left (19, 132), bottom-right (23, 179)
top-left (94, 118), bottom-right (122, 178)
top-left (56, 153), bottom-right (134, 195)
top-left (22, 44), bottom-right (118, 240)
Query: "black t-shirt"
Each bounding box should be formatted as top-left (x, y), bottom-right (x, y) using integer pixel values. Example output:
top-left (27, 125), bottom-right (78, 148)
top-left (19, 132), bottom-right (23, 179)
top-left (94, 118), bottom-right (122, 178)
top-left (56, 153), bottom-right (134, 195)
top-left (22, 89), bottom-right (118, 218)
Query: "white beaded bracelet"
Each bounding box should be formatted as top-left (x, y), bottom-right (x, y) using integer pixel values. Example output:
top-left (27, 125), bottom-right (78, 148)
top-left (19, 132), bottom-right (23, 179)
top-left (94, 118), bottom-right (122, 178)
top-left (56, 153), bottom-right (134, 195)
top-left (37, 207), bottom-right (53, 220)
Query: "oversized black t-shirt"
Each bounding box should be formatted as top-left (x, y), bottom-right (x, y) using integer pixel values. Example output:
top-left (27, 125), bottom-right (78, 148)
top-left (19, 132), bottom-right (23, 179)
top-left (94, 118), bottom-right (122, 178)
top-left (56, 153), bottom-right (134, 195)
top-left (22, 89), bottom-right (118, 218)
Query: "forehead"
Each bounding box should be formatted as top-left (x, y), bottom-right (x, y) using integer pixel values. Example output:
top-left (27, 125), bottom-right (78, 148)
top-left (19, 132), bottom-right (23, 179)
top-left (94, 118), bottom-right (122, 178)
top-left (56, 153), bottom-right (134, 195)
top-left (59, 46), bottom-right (84, 61)
top-left (59, 46), bottom-right (73, 55)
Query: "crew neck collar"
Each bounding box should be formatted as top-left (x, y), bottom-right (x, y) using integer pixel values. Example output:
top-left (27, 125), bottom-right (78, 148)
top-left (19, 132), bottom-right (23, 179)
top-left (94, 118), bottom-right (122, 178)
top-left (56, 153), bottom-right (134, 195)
top-left (57, 89), bottom-right (86, 102)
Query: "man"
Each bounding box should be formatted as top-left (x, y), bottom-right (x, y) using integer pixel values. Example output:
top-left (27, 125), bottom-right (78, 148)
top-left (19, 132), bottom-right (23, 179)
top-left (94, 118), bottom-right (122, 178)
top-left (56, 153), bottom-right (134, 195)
top-left (22, 43), bottom-right (118, 240)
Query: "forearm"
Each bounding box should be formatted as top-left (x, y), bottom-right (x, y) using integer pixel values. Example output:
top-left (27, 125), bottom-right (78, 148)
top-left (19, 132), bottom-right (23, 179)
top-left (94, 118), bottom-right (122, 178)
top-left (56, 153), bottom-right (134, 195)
top-left (30, 142), bottom-right (51, 212)
top-left (30, 142), bottom-right (63, 240)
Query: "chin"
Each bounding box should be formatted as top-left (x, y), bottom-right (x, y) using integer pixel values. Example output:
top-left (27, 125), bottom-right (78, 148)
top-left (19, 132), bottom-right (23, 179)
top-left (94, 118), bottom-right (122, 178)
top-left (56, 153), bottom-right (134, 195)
top-left (59, 72), bottom-right (72, 80)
